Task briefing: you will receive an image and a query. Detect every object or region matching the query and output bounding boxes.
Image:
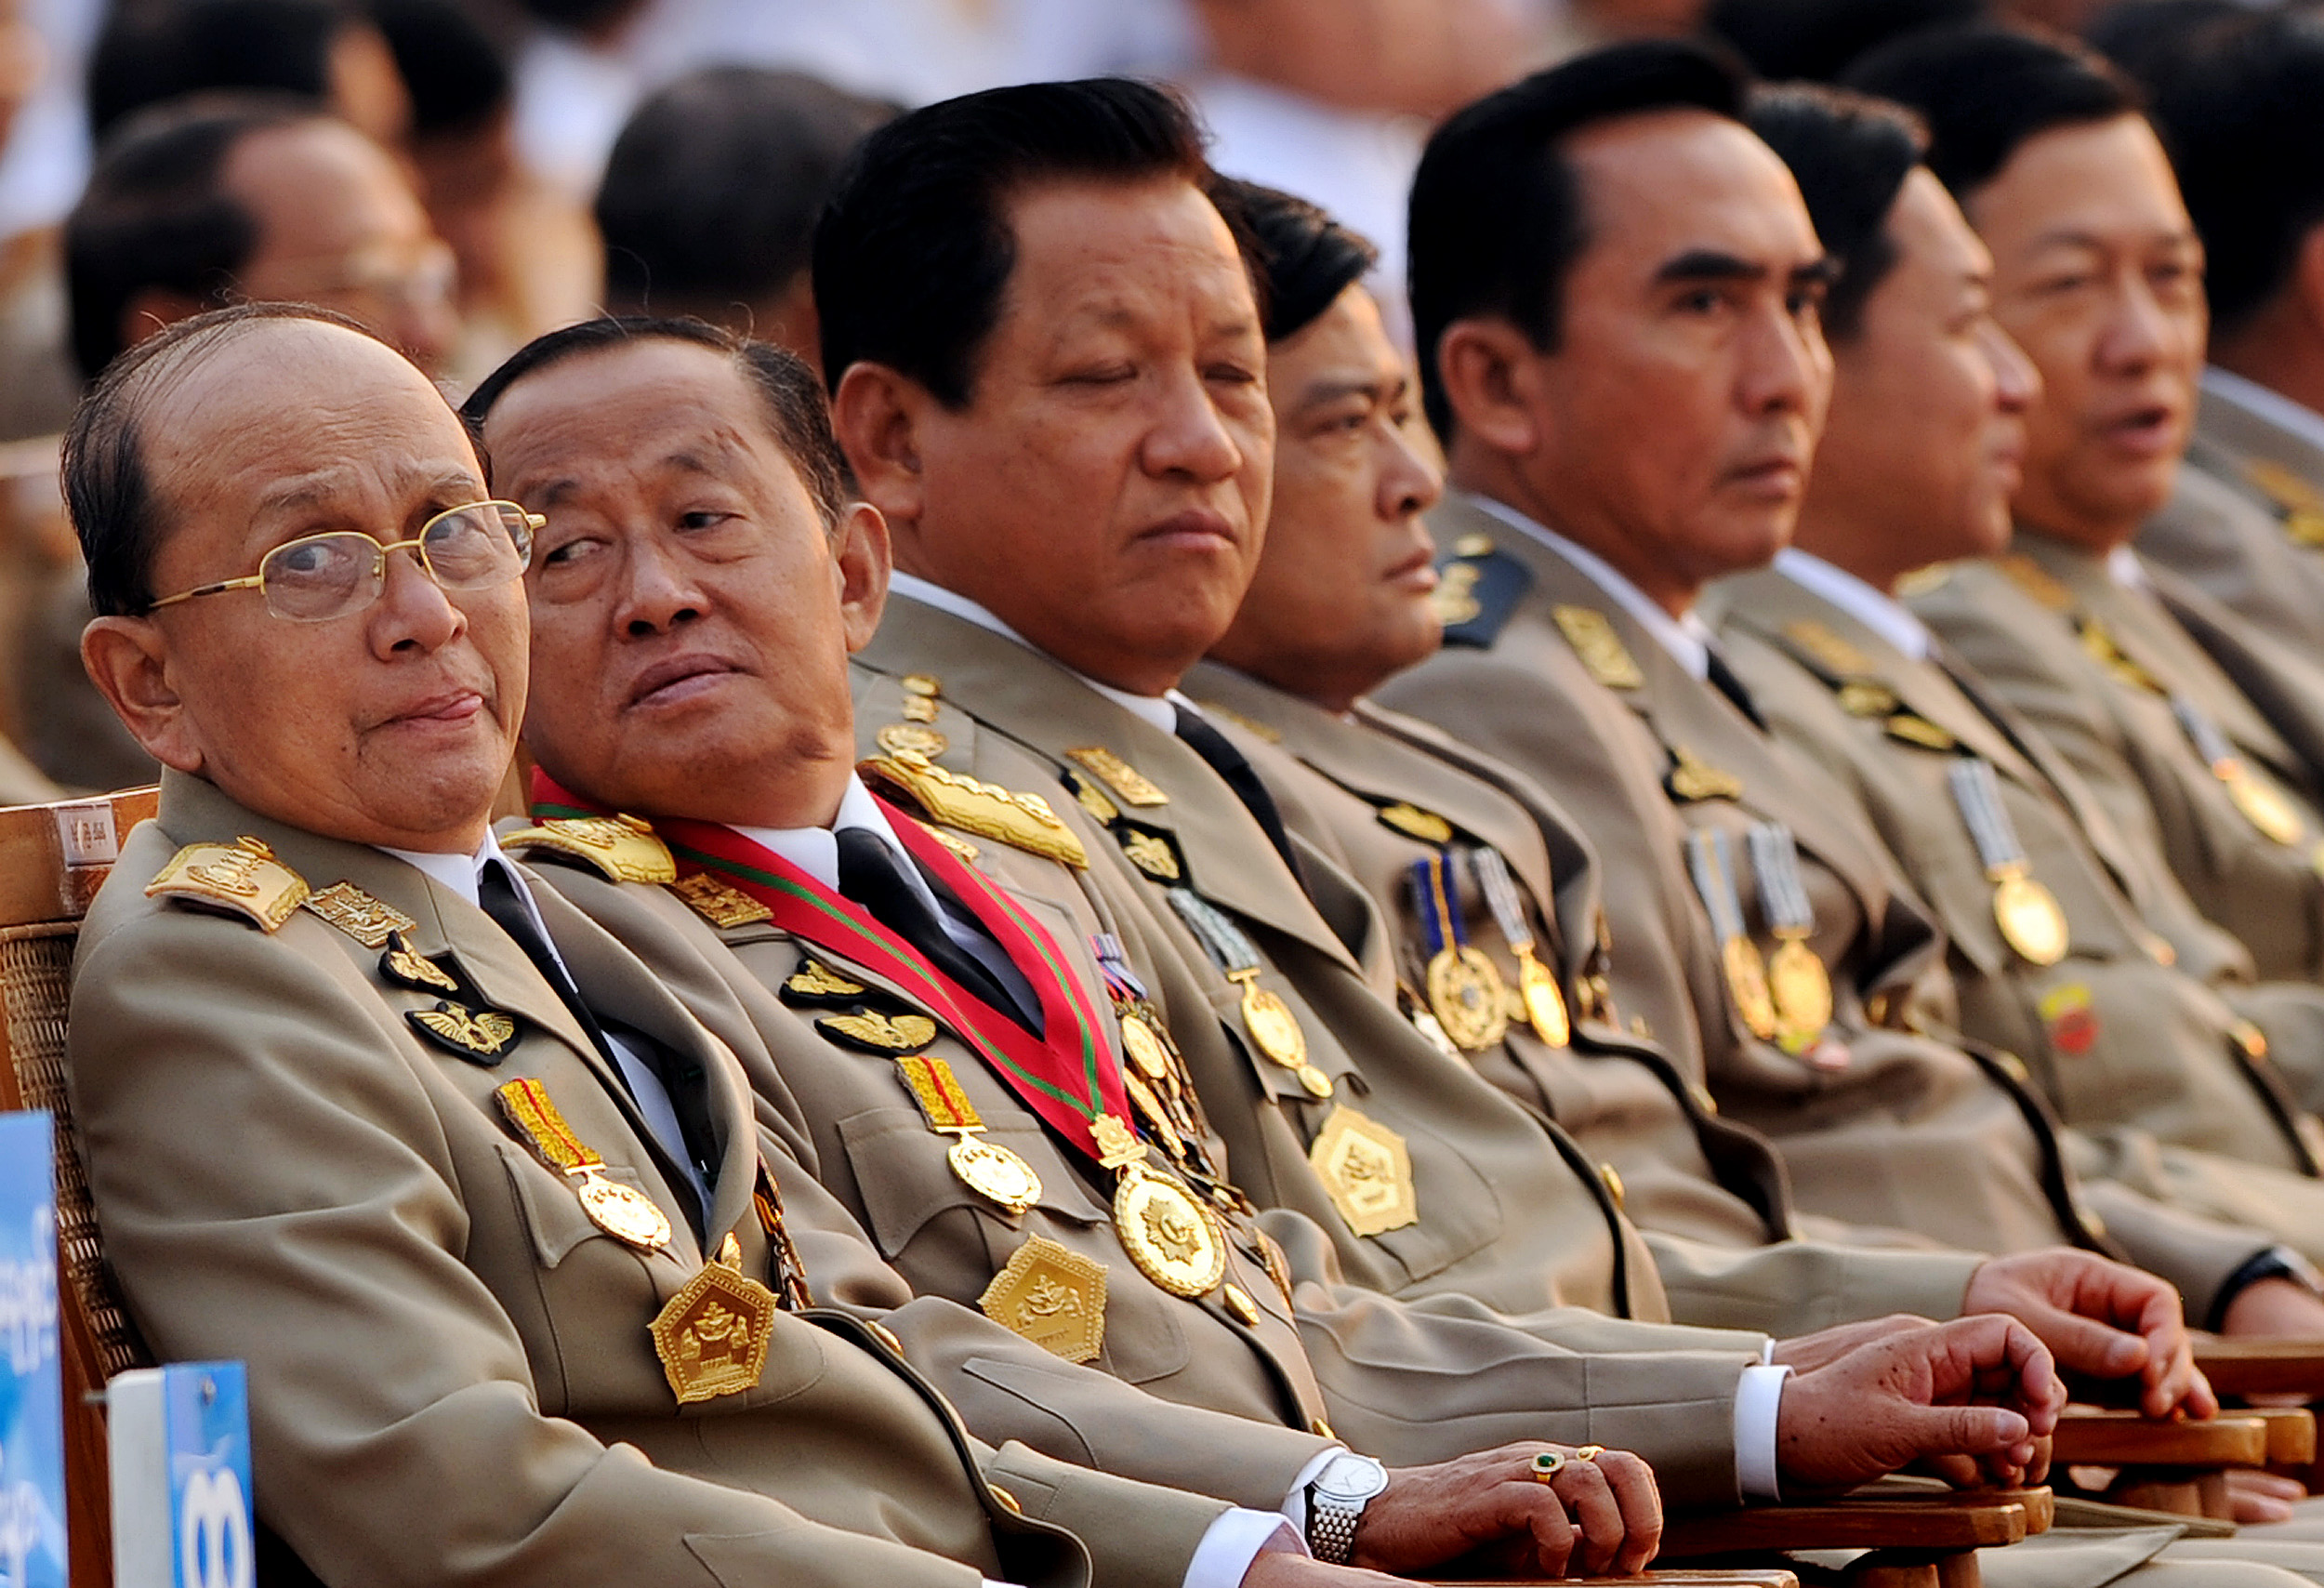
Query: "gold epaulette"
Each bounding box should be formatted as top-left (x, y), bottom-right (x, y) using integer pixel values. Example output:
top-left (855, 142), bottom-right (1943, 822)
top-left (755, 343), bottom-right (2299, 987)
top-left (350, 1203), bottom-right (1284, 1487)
top-left (1781, 619), bottom-right (1873, 678)
top-left (146, 835), bottom-right (309, 931)
top-left (501, 814), bottom-right (677, 883)
top-left (1552, 604), bottom-right (1646, 690)
top-left (862, 752), bottom-right (1088, 869)
top-left (1997, 554), bottom-right (2073, 612)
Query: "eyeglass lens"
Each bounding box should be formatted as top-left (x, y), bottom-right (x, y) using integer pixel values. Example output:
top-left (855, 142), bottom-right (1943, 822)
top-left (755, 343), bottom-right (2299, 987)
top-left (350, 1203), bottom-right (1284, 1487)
top-left (259, 503), bottom-right (532, 621)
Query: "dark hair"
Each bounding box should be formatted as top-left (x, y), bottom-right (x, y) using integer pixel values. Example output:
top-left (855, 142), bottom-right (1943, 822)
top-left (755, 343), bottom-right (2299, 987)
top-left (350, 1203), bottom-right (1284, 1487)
top-left (812, 76), bottom-right (1212, 404)
top-left (459, 317), bottom-right (852, 527)
top-left (598, 67), bottom-right (894, 319)
top-left (1749, 85), bottom-right (1929, 340)
top-left (2083, 0), bottom-right (2244, 95)
top-left (1407, 39), bottom-right (1750, 439)
top-left (64, 94), bottom-right (324, 380)
top-left (2146, 9), bottom-right (2324, 338)
top-left (369, 0), bottom-right (510, 144)
top-left (1208, 177), bottom-right (1378, 344)
top-left (87, 0), bottom-right (357, 140)
top-left (1707, 0), bottom-right (1983, 85)
top-left (66, 303), bottom-right (380, 617)
top-left (1843, 25), bottom-right (2140, 203)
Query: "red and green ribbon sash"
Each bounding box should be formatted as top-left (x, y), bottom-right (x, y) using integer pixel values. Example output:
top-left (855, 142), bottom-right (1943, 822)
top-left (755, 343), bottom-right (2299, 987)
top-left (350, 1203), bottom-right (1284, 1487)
top-left (532, 770), bottom-right (1129, 1163)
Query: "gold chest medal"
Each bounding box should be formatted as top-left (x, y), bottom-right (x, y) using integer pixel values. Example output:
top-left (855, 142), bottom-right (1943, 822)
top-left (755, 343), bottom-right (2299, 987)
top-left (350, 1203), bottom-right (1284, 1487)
top-left (1516, 950), bottom-right (1571, 1048)
top-left (1993, 871), bottom-right (2069, 967)
top-left (896, 1052), bottom-right (1044, 1216)
top-left (1471, 846), bottom-right (1570, 1048)
top-left (493, 1078), bottom-right (674, 1252)
top-left (1091, 1114), bottom-right (1226, 1297)
top-left (1766, 938), bottom-right (1833, 1054)
top-left (1722, 934), bottom-right (1780, 1042)
top-left (1166, 889), bottom-right (1331, 1096)
top-left (1307, 1106), bottom-right (1419, 1237)
top-left (1426, 945), bottom-right (1509, 1052)
top-left (979, 1236), bottom-right (1107, 1362)
top-left (1744, 824), bottom-right (1833, 1053)
top-left (651, 1238), bottom-right (778, 1405)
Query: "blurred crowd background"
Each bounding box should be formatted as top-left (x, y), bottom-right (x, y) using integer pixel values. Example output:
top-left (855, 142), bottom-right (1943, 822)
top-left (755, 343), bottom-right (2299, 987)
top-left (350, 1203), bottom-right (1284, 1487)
top-left (0, 0), bottom-right (2279, 798)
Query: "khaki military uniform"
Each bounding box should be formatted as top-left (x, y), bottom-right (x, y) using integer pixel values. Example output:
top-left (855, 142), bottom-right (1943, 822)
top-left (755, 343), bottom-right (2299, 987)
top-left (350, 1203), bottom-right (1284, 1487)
top-left (1182, 658), bottom-right (2010, 1338)
top-left (2134, 378), bottom-right (2324, 660)
top-left (1912, 532), bottom-right (2324, 1013)
top-left (71, 771), bottom-right (1253, 1588)
top-left (852, 592), bottom-right (1776, 1507)
top-left (1379, 495), bottom-right (2276, 1320)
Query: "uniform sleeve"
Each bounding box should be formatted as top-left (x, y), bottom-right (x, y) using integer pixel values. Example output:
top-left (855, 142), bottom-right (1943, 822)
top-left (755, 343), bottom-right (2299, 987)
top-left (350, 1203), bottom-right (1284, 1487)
top-left (69, 908), bottom-right (995, 1588)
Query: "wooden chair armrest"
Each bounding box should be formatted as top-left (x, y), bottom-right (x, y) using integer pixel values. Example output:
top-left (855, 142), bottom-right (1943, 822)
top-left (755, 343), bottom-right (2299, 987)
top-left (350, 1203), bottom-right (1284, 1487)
top-left (2190, 1334), bottom-right (2324, 1397)
top-left (2050, 1407), bottom-right (2267, 1466)
top-left (1657, 1491), bottom-right (2033, 1558)
top-left (2247, 1406), bottom-right (2318, 1465)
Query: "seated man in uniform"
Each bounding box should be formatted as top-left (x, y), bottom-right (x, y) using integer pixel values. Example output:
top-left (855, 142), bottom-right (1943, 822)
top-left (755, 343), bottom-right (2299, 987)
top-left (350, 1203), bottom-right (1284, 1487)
top-left (1847, 30), bottom-right (2324, 1030)
top-left (1375, 38), bottom-right (2324, 1317)
top-left (56, 301), bottom-right (1631, 1587)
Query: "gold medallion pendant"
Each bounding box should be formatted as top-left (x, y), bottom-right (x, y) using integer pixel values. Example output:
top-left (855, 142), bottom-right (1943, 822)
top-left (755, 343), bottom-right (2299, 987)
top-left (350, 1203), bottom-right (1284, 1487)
top-left (1515, 948), bottom-right (1571, 1048)
top-left (1992, 870), bottom-right (2069, 967)
top-left (651, 1255), bottom-right (778, 1404)
top-left (948, 1135), bottom-right (1043, 1215)
top-left (1722, 935), bottom-right (1779, 1041)
top-left (575, 1171), bottom-right (677, 1251)
top-left (1425, 945), bottom-right (1509, 1052)
top-left (979, 1236), bottom-right (1107, 1362)
top-left (1766, 937), bottom-right (1831, 1053)
top-left (1115, 1165), bottom-right (1228, 1297)
top-left (1118, 1011), bottom-right (1173, 1079)
top-left (2225, 763), bottom-right (2305, 846)
top-left (1308, 1107), bottom-right (1419, 1236)
top-left (1230, 969), bottom-right (1330, 1096)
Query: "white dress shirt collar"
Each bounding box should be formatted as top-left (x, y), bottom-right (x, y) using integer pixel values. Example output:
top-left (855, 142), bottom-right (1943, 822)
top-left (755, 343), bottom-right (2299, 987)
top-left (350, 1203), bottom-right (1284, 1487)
top-left (2204, 365), bottom-right (2324, 459)
top-left (384, 827), bottom-right (525, 912)
top-left (2105, 544), bottom-right (2149, 592)
top-left (732, 772), bottom-right (944, 918)
top-left (888, 568), bottom-right (1196, 733)
top-left (1771, 548), bottom-right (1933, 663)
top-left (1465, 495), bottom-right (1717, 681)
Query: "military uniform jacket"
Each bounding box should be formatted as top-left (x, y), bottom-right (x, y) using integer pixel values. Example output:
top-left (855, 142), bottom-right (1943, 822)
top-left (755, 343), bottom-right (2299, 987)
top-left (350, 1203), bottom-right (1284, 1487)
top-left (1379, 496), bottom-right (2273, 1316)
top-left (1183, 659), bottom-right (1995, 1339)
top-left (1911, 533), bottom-right (2324, 1000)
top-left (854, 592), bottom-right (1767, 1509)
top-left (1718, 564), bottom-right (2321, 1178)
top-left (69, 771), bottom-right (1238, 1588)
top-left (2135, 380), bottom-right (2324, 660)
top-left (532, 827), bottom-right (1816, 1505)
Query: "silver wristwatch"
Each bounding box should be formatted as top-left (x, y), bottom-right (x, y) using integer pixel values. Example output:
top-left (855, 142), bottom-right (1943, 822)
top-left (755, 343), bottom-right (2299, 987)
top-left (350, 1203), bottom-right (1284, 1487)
top-left (1304, 1452), bottom-right (1388, 1565)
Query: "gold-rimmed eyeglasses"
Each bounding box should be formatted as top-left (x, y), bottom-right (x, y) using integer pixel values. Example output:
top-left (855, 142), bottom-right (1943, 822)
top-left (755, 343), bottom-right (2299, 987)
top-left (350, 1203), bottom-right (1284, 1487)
top-left (147, 500), bottom-right (542, 623)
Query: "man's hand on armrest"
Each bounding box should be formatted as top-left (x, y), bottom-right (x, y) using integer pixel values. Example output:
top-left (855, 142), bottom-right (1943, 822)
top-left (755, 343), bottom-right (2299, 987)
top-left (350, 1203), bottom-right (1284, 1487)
top-left (1775, 1316), bottom-right (2064, 1496)
top-left (1355, 1443), bottom-right (1662, 1580)
top-left (1961, 1248), bottom-right (2212, 1420)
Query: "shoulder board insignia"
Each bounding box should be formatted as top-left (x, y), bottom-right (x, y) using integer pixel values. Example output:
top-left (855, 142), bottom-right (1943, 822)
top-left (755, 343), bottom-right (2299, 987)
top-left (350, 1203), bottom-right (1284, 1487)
top-left (668, 872), bottom-right (776, 930)
top-left (1376, 801), bottom-right (1454, 845)
top-left (860, 753), bottom-right (1087, 869)
top-left (1895, 562), bottom-right (1955, 599)
top-left (2076, 618), bottom-right (2163, 693)
top-left (1884, 713), bottom-right (1958, 752)
top-left (1782, 619), bottom-right (1873, 678)
top-left (501, 815), bottom-right (677, 884)
top-left (877, 721), bottom-right (949, 759)
top-left (2244, 457), bottom-right (2324, 515)
top-left (1997, 554), bottom-right (2073, 613)
top-left (1064, 747), bottom-right (1169, 808)
top-left (918, 821), bottom-right (982, 864)
top-left (1434, 549), bottom-right (1535, 649)
top-left (1064, 768), bottom-right (1120, 827)
top-left (782, 958), bottom-right (870, 1008)
top-left (1116, 820), bottom-right (1188, 883)
top-left (817, 1008), bottom-right (940, 1055)
top-left (1836, 681), bottom-right (1899, 719)
top-left (1664, 744), bottom-right (1742, 803)
top-left (147, 836), bottom-right (309, 931)
top-left (302, 880), bottom-right (415, 947)
top-left (1194, 701), bottom-right (1282, 744)
top-left (1552, 605), bottom-right (1646, 690)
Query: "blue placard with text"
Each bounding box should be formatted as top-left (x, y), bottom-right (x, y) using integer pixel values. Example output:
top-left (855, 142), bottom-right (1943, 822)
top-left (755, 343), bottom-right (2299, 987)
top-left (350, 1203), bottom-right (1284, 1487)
top-left (0, 1110), bottom-right (63, 1588)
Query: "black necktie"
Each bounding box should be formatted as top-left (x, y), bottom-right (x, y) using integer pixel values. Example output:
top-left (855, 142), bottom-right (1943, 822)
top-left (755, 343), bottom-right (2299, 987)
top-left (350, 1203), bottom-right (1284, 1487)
top-left (1173, 704), bottom-right (1306, 880)
top-left (1704, 647), bottom-right (1767, 731)
top-left (479, 860), bottom-right (624, 1069)
top-left (836, 827), bottom-right (1042, 1034)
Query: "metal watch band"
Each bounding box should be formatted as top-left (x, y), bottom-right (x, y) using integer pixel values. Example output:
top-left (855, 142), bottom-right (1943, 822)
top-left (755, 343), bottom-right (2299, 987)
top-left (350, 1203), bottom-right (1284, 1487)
top-left (1307, 1492), bottom-right (1363, 1565)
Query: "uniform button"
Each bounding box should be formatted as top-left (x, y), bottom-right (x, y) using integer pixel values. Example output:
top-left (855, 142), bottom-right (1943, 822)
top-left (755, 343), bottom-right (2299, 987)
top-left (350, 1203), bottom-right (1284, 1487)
top-left (868, 1321), bottom-right (905, 1355)
top-left (1222, 1284), bottom-right (1260, 1326)
top-left (988, 1485), bottom-right (1022, 1514)
top-left (1598, 1163), bottom-right (1626, 1211)
top-left (1690, 1084), bottom-right (1718, 1116)
top-left (1310, 1417), bottom-right (1338, 1440)
top-left (2230, 1020), bottom-right (2270, 1061)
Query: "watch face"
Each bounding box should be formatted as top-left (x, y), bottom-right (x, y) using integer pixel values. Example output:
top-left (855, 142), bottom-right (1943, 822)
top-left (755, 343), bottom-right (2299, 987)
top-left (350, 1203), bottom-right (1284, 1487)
top-left (1317, 1457), bottom-right (1390, 1503)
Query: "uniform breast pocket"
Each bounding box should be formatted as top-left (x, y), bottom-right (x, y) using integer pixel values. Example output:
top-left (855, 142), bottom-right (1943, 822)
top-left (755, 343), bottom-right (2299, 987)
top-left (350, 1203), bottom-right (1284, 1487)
top-left (835, 1107), bottom-right (1108, 1264)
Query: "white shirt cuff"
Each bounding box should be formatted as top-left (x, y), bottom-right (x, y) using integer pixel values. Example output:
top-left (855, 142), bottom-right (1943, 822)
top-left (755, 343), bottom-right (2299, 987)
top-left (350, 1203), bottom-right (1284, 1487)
top-left (1275, 1444), bottom-right (1347, 1532)
top-left (1735, 1362), bottom-right (1791, 1502)
top-left (1183, 1510), bottom-right (1307, 1588)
